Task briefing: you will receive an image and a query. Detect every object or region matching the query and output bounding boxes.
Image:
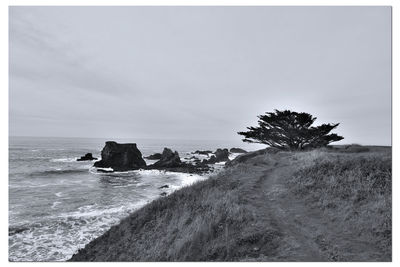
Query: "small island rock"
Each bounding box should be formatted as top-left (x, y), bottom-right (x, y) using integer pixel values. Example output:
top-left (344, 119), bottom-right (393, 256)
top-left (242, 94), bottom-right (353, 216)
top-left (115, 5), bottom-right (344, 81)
top-left (93, 141), bottom-right (146, 172)
top-left (77, 153), bottom-right (98, 161)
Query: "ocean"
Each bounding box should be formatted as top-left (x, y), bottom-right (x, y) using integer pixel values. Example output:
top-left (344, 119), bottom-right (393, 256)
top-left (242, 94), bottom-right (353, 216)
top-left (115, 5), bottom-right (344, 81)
top-left (8, 136), bottom-right (260, 261)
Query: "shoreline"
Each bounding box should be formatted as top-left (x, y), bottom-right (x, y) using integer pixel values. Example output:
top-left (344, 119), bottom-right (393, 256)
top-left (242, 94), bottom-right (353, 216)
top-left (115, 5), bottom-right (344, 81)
top-left (69, 145), bottom-right (391, 261)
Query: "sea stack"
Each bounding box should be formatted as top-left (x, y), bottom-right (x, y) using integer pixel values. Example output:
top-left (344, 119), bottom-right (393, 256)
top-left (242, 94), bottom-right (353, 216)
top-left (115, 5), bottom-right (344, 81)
top-left (214, 148), bottom-right (230, 162)
top-left (152, 148), bottom-right (182, 168)
top-left (93, 141), bottom-right (146, 171)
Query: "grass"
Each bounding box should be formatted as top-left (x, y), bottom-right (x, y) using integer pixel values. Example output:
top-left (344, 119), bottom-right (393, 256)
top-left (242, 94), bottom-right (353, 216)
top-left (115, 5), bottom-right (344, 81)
top-left (287, 150), bottom-right (392, 258)
top-left (69, 146), bottom-right (392, 261)
top-left (70, 161), bottom-right (283, 261)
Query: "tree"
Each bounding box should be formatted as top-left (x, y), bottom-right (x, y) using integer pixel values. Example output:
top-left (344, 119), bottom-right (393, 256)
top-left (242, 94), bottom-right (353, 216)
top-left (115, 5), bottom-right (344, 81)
top-left (238, 109), bottom-right (344, 150)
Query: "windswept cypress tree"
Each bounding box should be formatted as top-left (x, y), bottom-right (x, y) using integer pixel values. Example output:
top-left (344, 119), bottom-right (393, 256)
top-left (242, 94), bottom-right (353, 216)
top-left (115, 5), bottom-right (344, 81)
top-left (238, 110), bottom-right (343, 150)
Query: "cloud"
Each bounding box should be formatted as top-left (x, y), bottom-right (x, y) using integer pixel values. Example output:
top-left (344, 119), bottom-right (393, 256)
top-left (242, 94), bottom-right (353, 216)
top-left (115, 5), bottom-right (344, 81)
top-left (9, 7), bottom-right (391, 145)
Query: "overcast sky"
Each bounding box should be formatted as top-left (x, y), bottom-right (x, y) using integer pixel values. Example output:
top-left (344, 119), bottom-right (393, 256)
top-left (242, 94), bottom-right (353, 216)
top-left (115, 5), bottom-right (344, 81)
top-left (9, 6), bottom-right (391, 145)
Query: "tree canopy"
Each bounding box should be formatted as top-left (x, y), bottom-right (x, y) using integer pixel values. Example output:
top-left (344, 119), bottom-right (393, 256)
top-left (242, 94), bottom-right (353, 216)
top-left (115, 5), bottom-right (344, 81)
top-left (238, 110), bottom-right (344, 150)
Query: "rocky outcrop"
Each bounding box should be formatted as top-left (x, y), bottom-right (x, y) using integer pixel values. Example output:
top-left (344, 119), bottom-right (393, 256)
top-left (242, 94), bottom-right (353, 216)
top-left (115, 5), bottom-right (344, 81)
top-left (145, 153), bottom-right (162, 160)
top-left (230, 148), bottom-right (247, 153)
top-left (146, 148), bottom-right (211, 174)
top-left (202, 155), bottom-right (217, 165)
top-left (93, 141), bottom-right (146, 172)
top-left (152, 148), bottom-right (182, 168)
top-left (92, 144), bottom-right (212, 174)
top-left (201, 149), bottom-right (229, 165)
top-left (214, 148), bottom-right (230, 162)
top-left (77, 153), bottom-right (98, 161)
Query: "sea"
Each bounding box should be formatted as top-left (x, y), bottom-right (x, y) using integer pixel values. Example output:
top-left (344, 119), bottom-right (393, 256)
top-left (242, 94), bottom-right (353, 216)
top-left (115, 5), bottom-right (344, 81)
top-left (8, 136), bottom-right (261, 261)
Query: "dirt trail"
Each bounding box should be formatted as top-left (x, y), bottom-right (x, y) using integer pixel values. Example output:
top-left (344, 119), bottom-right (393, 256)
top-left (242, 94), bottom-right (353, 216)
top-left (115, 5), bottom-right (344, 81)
top-left (247, 154), bottom-right (383, 261)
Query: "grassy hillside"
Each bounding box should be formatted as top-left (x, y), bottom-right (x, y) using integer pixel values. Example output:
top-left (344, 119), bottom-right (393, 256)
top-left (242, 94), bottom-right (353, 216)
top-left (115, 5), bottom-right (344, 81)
top-left (69, 146), bottom-right (391, 261)
top-left (287, 148), bottom-right (391, 260)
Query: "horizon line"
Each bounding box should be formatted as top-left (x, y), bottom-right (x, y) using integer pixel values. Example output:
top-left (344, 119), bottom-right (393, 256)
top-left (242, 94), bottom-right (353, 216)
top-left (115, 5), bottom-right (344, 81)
top-left (8, 135), bottom-right (392, 147)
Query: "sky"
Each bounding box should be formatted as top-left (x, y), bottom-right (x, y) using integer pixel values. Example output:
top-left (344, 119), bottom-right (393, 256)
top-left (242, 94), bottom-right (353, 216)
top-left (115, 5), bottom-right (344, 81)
top-left (9, 6), bottom-right (391, 145)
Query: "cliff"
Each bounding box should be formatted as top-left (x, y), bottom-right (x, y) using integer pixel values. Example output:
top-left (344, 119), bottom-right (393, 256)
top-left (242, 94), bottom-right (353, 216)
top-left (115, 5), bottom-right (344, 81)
top-left (71, 146), bottom-right (391, 261)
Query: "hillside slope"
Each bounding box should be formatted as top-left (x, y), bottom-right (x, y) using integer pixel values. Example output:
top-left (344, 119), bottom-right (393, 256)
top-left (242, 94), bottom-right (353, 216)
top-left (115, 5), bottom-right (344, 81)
top-left (69, 147), bottom-right (391, 261)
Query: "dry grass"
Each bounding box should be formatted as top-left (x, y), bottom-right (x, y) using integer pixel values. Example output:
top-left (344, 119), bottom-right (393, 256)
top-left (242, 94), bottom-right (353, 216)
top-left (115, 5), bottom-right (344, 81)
top-left (287, 151), bottom-right (392, 256)
top-left (70, 163), bottom-right (283, 261)
top-left (70, 146), bottom-right (391, 261)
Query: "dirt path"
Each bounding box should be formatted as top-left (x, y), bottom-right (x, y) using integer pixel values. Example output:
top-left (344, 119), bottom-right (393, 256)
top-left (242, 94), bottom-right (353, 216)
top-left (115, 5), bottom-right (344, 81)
top-left (248, 154), bottom-right (383, 261)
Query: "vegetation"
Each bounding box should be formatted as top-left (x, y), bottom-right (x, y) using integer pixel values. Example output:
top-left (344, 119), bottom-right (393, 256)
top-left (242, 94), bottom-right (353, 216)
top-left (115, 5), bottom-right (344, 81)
top-left (287, 150), bottom-right (391, 259)
top-left (238, 110), bottom-right (343, 150)
top-left (70, 161), bottom-right (284, 261)
top-left (70, 145), bottom-right (391, 261)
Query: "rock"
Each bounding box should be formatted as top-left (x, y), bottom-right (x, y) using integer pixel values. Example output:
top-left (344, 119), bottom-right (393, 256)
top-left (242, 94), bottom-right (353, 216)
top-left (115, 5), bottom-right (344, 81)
top-left (146, 148), bottom-right (212, 174)
top-left (214, 148), bottom-right (230, 162)
top-left (200, 149), bottom-right (229, 164)
top-left (159, 185), bottom-right (169, 189)
top-left (77, 153), bottom-right (98, 161)
top-left (202, 155), bottom-right (217, 164)
top-left (152, 148), bottom-right (182, 168)
top-left (193, 150), bottom-right (212, 155)
top-left (160, 192), bottom-right (168, 197)
top-left (229, 148), bottom-right (247, 153)
top-left (93, 141), bottom-right (146, 172)
top-left (144, 153), bottom-right (162, 160)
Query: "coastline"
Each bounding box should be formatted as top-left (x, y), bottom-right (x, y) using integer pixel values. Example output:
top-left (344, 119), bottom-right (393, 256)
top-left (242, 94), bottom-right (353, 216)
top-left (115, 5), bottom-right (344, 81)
top-left (8, 136), bottom-right (253, 261)
top-left (69, 146), bottom-right (392, 261)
